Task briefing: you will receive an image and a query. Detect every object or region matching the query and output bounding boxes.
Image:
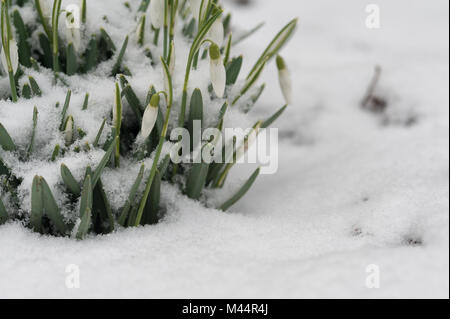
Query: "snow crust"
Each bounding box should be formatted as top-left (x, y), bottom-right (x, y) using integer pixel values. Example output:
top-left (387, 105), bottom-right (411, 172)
top-left (0, 0), bottom-right (448, 298)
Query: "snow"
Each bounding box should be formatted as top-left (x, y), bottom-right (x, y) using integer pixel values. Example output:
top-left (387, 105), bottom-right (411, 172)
top-left (0, 0), bottom-right (448, 298)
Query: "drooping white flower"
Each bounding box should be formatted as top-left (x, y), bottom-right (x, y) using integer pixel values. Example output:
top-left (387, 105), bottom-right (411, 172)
top-left (150, 0), bottom-right (164, 29)
top-left (207, 19), bottom-right (224, 47)
top-left (276, 55), bottom-right (292, 105)
top-left (64, 116), bottom-right (74, 146)
top-left (209, 43), bottom-right (226, 98)
top-left (140, 94), bottom-right (159, 139)
top-left (1, 39), bottom-right (19, 75)
top-left (65, 12), bottom-right (81, 52)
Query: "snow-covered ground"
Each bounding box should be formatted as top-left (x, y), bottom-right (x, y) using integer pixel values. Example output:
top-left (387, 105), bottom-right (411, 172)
top-left (0, 0), bottom-right (448, 298)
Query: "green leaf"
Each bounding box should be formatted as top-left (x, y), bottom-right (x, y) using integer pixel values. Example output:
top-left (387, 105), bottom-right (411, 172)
top-left (0, 122), bottom-right (17, 151)
top-left (38, 33), bottom-right (52, 68)
top-left (121, 77), bottom-right (143, 120)
top-left (60, 164), bottom-right (81, 196)
top-left (22, 83), bottom-right (31, 99)
top-left (30, 175), bottom-right (43, 232)
top-left (28, 76), bottom-right (42, 97)
top-left (187, 88), bottom-right (203, 151)
top-left (100, 28), bottom-right (116, 52)
top-left (40, 176), bottom-right (67, 234)
top-left (26, 106), bottom-right (38, 157)
top-left (59, 90), bottom-right (72, 130)
top-left (13, 10), bottom-right (31, 68)
top-left (247, 18), bottom-right (298, 79)
top-left (143, 169), bottom-right (161, 225)
top-left (82, 93), bottom-right (89, 110)
top-left (185, 153), bottom-right (211, 200)
top-left (93, 119), bottom-right (106, 147)
top-left (92, 136), bottom-right (117, 188)
top-left (84, 35), bottom-right (98, 73)
top-left (51, 144), bottom-right (60, 161)
top-left (76, 175), bottom-right (92, 239)
top-left (118, 164), bottom-right (145, 226)
top-left (219, 167), bottom-right (260, 211)
top-left (226, 56), bottom-right (243, 85)
top-left (111, 36), bottom-right (129, 75)
top-left (66, 43), bottom-right (77, 75)
top-left (0, 196), bottom-right (8, 225)
top-left (232, 22), bottom-right (264, 46)
top-left (92, 178), bottom-right (114, 233)
top-left (261, 104), bottom-right (288, 128)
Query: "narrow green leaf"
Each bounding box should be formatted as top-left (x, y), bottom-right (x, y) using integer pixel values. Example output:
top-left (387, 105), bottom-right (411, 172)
top-left (111, 36), bottom-right (129, 75)
top-left (143, 169), bottom-right (161, 225)
top-left (232, 22), bottom-right (264, 46)
top-left (226, 56), bottom-right (243, 85)
top-left (247, 18), bottom-right (298, 79)
top-left (26, 106), bottom-right (38, 157)
top-left (261, 104), bottom-right (288, 128)
top-left (76, 175), bottom-right (92, 239)
top-left (84, 35), bottom-right (98, 72)
top-left (0, 196), bottom-right (7, 225)
top-left (22, 83), bottom-right (31, 99)
top-left (82, 93), bottom-right (89, 110)
top-left (0, 123), bottom-right (17, 151)
top-left (185, 157), bottom-right (210, 200)
top-left (93, 119), bottom-right (106, 147)
top-left (118, 164), bottom-right (145, 226)
top-left (38, 33), bottom-right (52, 68)
top-left (187, 88), bottom-right (203, 151)
top-left (59, 90), bottom-right (72, 130)
top-left (60, 164), bottom-right (81, 196)
top-left (100, 28), bottom-right (116, 52)
top-left (66, 43), bottom-right (77, 75)
top-left (92, 136), bottom-right (117, 188)
top-left (30, 175), bottom-right (43, 232)
top-left (92, 178), bottom-right (114, 233)
top-left (220, 167), bottom-right (260, 211)
top-left (121, 81), bottom-right (143, 120)
top-left (40, 176), bottom-right (67, 234)
top-left (13, 10), bottom-right (31, 67)
top-left (28, 76), bottom-right (42, 97)
top-left (51, 144), bottom-right (60, 161)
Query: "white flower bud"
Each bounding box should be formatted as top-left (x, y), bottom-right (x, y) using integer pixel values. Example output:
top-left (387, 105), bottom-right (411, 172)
top-left (207, 19), bottom-right (224, 48)
top-left (140, 95), bottom-right (159, 139)
top-left (1, 39), bottom-right (19, 75)
top-left (150, 0), bottom-right (164, 29)
top-left (64, 116), bottom-right (74, 146)
top-left (276, 55), bottom-right (292, 105)
top-left (209, 44), bottom-right (226, 98)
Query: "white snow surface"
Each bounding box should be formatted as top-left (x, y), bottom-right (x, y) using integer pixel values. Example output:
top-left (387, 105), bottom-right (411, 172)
top-left (0, 0), bottom-right (448, 298)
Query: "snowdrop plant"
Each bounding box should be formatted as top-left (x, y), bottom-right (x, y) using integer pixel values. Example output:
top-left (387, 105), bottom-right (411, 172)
top-left (0, 0), bottom-right (296, 238)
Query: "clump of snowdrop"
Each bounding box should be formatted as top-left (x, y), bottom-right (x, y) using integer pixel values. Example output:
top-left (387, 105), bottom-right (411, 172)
top-left (0, 0), bottom-right (296, 238)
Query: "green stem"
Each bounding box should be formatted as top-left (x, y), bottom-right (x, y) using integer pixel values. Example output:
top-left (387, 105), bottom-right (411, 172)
top-left (34, 0), bottom-right (52, 39)
top-left (52, 0), bottom-right (62, 74)
top-left (134, 58), bottom-right (173, 226)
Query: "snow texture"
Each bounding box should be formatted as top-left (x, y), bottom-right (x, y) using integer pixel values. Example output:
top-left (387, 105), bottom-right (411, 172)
top-left (0, 0), bottom-right (448, 298)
